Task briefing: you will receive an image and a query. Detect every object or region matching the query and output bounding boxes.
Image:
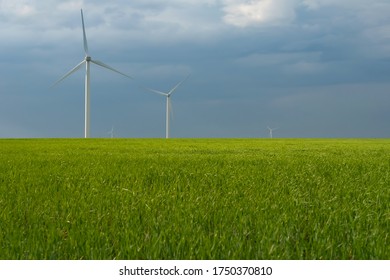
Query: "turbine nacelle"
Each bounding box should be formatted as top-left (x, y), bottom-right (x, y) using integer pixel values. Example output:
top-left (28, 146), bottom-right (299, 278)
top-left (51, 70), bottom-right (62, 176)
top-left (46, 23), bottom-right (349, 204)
top-left (85, 56), bottom-right (92, 62)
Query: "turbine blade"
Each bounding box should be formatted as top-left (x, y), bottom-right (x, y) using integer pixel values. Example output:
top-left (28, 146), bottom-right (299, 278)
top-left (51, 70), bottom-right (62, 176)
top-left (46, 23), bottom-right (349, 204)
top-left (51, 60), bottom-right (85, 88)
top-left (168, 74), bottom-right (190, 96)
top-left (144, 87), bottom-right (168, 96)
top-left (91, 59), bottom-right (133, 79)
top-left (81, 9), bottom-right (89, 56)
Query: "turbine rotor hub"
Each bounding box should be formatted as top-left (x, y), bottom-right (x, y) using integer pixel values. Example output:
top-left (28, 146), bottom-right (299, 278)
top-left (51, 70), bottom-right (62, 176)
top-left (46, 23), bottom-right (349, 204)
top-left (86, 56), bottom-right (91, 61)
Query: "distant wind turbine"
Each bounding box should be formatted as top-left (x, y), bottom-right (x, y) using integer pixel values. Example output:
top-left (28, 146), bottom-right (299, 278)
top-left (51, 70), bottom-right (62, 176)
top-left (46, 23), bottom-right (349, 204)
top-left (145, 75), bottom-right (190, 139)
top-left (267, 126), bottom-right (278, 139)
top-left (108, 126), bottom-right (115, 138)
top-left (52, 9), bottom-right (133, 138)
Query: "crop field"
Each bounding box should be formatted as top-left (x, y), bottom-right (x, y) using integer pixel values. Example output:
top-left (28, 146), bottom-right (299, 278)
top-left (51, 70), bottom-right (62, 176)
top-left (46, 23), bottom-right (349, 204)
top-left (0, 139), bottom-right (389, 260)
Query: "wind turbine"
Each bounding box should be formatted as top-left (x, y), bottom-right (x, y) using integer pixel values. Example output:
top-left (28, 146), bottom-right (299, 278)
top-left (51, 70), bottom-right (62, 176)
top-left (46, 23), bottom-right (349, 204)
top-left (267, 126), bottom-right (278, 139)
top-left (108, 126), bottom-right (115, 138)
top-left (145, 75), bottom-right (190, 139)
top-left (52, 9), bottom-right (133, 138)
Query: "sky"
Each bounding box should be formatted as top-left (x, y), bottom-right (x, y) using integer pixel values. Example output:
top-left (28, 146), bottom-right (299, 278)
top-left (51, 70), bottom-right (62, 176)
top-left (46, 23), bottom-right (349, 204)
top-left (0, 0), bottom-right (389, 138)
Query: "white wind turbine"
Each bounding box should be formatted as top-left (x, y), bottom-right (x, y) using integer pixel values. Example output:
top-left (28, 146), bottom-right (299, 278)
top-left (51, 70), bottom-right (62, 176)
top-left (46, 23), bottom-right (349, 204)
top-left (108, 126), bottom-right (115, 138)
top-left (267, 126), bottom-right (278, 139)
top-left (52, 9), bottom-right (133, 138)
top-left (145, 75), bottom-right (190, 139)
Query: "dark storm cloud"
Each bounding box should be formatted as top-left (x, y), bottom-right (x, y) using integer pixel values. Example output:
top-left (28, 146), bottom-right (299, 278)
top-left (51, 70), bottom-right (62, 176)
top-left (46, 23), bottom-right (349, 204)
top-left (0, 0), bottom-right (389, 138)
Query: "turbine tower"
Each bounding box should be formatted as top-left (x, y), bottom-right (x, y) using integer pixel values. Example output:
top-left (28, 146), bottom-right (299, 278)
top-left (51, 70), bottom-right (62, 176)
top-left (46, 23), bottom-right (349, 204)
top-left (108, 126), bottom-right (115, 138)
top-left (145, 75), bottom-right (190, 139)
top-left (52, 9), bottom-right (133, 138)
top-left (267, 126), bottom-right (278, 139)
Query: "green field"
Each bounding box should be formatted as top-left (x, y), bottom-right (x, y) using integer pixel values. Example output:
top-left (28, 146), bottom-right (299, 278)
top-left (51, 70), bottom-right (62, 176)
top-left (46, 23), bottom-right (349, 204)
top-left (0, 139), bottom-right (389, 259)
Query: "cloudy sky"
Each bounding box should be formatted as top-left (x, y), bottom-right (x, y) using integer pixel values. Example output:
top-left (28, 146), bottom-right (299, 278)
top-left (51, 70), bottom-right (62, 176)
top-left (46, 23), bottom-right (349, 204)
top-left (1, 0), bottom-right (389, 138)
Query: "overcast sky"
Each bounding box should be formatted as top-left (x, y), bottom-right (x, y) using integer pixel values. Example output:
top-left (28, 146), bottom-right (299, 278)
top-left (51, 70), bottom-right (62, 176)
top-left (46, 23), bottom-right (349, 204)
top-left (1, 0), bottom-right (389, 138)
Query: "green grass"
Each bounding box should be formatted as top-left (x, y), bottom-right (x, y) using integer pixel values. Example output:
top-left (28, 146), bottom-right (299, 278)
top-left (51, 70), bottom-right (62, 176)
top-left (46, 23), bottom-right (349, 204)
top-left (0, 138), bottom-right (389, 259)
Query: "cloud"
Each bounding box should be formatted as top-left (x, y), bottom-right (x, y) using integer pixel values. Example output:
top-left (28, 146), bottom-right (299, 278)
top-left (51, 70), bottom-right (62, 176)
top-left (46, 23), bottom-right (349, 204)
top-left (301, 0), bottom-right (368, 10)
top-left (223, 0), bottom-right (299, 27)
top-left (222, 0), bottom-right (390, 30)
top-left (235, 51), bottom-right (323, 67)
top-left (1, 0), bottom-right (390, 138)
top-left (0, 0), bottom-right (36, 17)
top-left (282, 61), bottom-right (325, 75)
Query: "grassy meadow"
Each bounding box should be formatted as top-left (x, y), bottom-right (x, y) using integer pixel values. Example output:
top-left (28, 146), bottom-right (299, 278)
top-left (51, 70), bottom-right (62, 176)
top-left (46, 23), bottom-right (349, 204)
top-left (0, 138), bottom-right (389, 259)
